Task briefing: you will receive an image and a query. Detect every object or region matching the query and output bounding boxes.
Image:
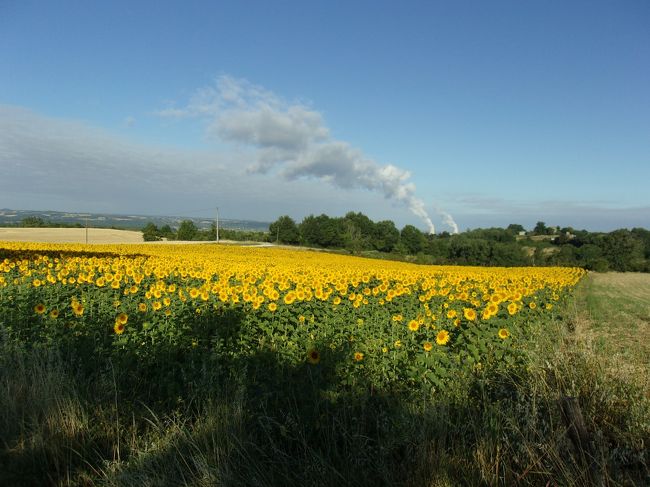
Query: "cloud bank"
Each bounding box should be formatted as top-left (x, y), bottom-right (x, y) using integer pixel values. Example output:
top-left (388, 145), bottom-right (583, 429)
top-left (0, 104), bottom-right (405, 222)
top-left (158, 76), bottom-right (457, 233)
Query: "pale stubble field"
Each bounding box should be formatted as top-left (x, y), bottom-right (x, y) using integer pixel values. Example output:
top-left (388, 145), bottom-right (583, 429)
top-left (0, 227), bottom-right (144, 244)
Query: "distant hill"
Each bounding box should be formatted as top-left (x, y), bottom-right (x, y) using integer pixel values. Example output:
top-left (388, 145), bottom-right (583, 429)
top-left (0, 209), bottom-right (271, 232)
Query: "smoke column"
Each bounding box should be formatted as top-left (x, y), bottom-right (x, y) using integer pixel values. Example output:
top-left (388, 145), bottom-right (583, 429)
top-left (435, 207), bottom-right (459, 234)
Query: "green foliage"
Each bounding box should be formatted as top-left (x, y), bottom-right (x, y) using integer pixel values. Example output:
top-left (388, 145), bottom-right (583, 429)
top-left (400, 224), bottom-right (426, 254)
top-left (507, 223), bottom-right (526, 234)
top-left (373, 220), bottom-right (399, 252)
top-left (142, 222), bottom-right (162, 241)
top-left (176, 220), bottom-right (198, 241)
top-left (269, 215), bottom-right (300, 244)
top-left (299, 214), bottom-right (345, 247)
top-left (21, 216), bottom-right (47, 227)
top-left (601, 229), bottom-right (645, 271)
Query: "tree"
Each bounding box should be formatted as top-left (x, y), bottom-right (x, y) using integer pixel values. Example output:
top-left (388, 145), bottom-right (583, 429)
top-left (269, 216), bottom-right (300, 244)
top-left (373, 220), bottom-right (400, 252)
top-left (490, 242), bottom-right (530, 266)
top-left (400, 225), bottom-right (425, 254)
top-left (142, 222), bottom-right (162, 241)
top-left (506, 223), bottom-right (525, 234)
top-left (575, 244), bottom-right (609, 272)
top-left (159, 224), bottom-right (175, 240)
top-left (299, 214), bottom-right (345, 248)
top-left (601, 229), bottom-right (644, 271)
top-left (533, 221), bottom-right (548, 235)
top-left (176, 220), bottom-right (198, 241)
top-left (22, 216), bottom-right (46, 227)
top-left (447, 236), bottom-right (490, 265)
top-left (342, 212), bottom-right (375, 252)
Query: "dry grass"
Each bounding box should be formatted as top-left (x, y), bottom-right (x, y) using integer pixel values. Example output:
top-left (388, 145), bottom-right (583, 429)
top-left (0, 227), bottom-right (144, 244)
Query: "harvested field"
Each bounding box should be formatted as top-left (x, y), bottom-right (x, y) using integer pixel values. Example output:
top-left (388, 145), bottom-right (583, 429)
top-left (0, 227), bottom-right (144, 244)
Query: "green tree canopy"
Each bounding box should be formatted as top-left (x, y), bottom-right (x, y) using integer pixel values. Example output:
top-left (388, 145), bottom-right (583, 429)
top-left (373, 220), bottom-right (400, 253)
top-left (176, 220), bottom-right (198, 241)
top-left (400, 225), bottom-right (426, 254)
top-left (269, 215), bottom-right (300, 244)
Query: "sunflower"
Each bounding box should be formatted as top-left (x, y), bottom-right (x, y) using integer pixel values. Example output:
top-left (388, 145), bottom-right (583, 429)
top-left (72, 301), bottom-right (84, 317)
top-left (116, 312), bottom-right (128, 325)
top-left (34, 303), bottom-right (46, 315)
top-left (407, 319), bottom-right (419, 332)
top-left (423, 342), bottom-right (433, 352)
top-left (268, 302), bottom-right (277, 312)
top-left (507, 302), bottom-right (518, 315)
top-left (49, 309), bottom-right (59, 319)
top-left (463, 308), bottom-right (477, 321)
top-left (498, 328), bottom-right (510, 339)
top-left (353, 352), bottom-right (364, 362)
top-left (138, 302), bottom-right (147, 312)
top-left (528, 302), bottom-right (537, 310)
top-left (307, 348), bottom-right (321, 365)
top-left (113, 321), bottom-right (126, 335)
top-left (436, 330), bottom-right (450, 346)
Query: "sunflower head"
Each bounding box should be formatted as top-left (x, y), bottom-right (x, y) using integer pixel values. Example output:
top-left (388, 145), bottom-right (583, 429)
top-left (436, 330), bottom-right (450, 346)
top-left (307, 348), bottom-right (321, 365)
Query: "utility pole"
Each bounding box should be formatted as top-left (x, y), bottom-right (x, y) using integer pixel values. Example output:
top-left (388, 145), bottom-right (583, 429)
top-left (215, 207), bottom-right (219, 243)
top-left (85, 217), bottom-right (88, 244)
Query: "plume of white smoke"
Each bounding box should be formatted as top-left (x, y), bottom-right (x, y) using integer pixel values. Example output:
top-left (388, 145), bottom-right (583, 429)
top-left (435, 207), bottom-right (459, 234)
top-left (159, 75), bottom-right (457, 234)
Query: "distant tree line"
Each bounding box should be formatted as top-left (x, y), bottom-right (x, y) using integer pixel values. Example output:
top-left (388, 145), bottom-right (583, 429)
top-left (266, 213), bottom-right (650, 272)
top-left (140, 214), bottom-right (650, 272)
top-left (0, 216), bottom-right (85, 229)
top-left (141, 221), bottom-right (267, 243)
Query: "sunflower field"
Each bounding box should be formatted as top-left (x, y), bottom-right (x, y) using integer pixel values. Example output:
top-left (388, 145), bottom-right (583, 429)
top-left (0, 241), bottom-right (584, 398)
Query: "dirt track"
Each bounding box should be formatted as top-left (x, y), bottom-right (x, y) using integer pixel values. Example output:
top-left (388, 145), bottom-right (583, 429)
top-left (0, 228), bottom-right (144, 244)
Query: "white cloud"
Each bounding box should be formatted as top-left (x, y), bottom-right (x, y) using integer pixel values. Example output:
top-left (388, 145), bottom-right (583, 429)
top-left (158, 75), bottom-right (452, 233)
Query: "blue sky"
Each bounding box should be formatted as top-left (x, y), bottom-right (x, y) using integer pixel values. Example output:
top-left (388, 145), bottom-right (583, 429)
top-left (1, 0), bottom-right (649, 232)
